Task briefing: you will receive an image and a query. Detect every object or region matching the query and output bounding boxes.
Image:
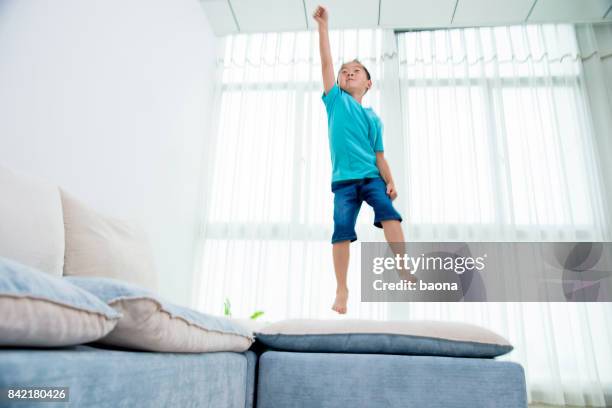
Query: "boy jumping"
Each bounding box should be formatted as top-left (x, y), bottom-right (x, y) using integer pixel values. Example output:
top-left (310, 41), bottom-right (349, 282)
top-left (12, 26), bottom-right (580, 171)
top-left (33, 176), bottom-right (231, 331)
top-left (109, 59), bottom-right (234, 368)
top-left (313, 5), bottom-right (407, 314)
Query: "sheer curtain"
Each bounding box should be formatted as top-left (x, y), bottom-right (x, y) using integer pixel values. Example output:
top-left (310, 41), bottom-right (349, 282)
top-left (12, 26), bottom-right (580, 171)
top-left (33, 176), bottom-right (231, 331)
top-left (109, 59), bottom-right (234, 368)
top-left (394, 24), bottom-right (610, 242)
top-left (576, 23), bottom-right (612, 238)
top-left (193, 24), bottom-right (612, 407)
top-left (391, 24), bottom-right (612, 407)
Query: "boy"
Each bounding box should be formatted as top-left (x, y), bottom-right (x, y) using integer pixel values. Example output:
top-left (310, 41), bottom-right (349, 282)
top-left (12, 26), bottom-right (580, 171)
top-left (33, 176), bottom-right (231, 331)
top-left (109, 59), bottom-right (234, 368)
top-left (313, 5), bottom-right (407, 314)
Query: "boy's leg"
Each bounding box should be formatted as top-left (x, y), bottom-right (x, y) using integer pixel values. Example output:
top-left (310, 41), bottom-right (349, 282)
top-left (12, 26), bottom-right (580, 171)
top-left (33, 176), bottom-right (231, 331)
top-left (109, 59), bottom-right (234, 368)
top-left (362, 178), bottom-right (416, 282)
top-left (381, 219), bottom-right (404, 242)
top-left (381, 220), bottom-right (415, 282)
top-left (332, 240), bottom-right (350, 314)
top-left (331, 181), bottom-right (361, 314)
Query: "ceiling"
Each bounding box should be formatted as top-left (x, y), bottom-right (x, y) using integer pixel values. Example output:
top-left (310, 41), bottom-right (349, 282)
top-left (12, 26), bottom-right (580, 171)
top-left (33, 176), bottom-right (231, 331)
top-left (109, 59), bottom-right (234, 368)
top-left (200, 0), bottom-right (612, 36)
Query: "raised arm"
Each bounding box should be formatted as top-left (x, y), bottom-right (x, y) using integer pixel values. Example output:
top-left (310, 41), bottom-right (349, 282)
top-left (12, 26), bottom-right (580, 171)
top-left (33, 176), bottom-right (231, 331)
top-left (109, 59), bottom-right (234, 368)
top-left (313, 5), bottom-right (335, 94)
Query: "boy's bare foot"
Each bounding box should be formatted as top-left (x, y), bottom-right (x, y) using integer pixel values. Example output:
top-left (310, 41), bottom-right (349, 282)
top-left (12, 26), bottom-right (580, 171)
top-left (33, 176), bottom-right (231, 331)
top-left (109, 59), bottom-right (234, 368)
top-left (332, 288), bottom-right (349, 314)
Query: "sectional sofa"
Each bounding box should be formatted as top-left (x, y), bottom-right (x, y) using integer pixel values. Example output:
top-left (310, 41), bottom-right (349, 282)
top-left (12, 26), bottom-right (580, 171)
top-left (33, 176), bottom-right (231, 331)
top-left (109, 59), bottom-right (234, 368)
top-left (0, 164), bottom-right (527, 407)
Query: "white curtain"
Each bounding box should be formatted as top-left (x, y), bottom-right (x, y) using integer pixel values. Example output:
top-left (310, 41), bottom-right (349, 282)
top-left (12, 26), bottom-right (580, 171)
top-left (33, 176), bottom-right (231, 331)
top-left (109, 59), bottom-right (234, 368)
top-left (391, 24), bottom-right (612, 407)
top-left (575, 23), bottom-right (612, 239)
top-left (193, 24), bottom-right (612, 407)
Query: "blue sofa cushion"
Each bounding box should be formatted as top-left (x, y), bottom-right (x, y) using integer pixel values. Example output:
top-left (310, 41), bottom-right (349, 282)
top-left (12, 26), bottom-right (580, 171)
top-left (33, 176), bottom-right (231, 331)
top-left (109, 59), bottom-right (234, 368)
top-left (0, 256), bottom-right (120, 347)
top-left (65, 276), bottom-right (254, 353)
top-left (257, 351), bottom-right (527, 407)
top-left (255, 319), bottom-right (513, 358)
top-left (0, 345), bottom-right (256, 408)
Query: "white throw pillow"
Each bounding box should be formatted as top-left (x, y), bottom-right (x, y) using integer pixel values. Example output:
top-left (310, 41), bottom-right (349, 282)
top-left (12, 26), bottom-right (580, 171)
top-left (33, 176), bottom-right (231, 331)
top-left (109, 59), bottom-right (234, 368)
top-left (60, 189), bottom-right (159, 293)
top-left (0, 165), bottom-right (64, 276)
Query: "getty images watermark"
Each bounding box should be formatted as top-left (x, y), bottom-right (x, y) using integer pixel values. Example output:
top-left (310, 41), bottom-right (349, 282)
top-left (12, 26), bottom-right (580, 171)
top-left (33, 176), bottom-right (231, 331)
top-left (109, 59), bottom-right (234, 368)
top-left (361, 242), bottom-right (612, 302)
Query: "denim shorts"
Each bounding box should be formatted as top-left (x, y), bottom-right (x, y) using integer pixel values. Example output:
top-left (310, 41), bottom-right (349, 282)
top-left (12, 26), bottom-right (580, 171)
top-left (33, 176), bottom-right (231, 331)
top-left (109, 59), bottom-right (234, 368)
top-left (331, 176), bottom-right (403, 244)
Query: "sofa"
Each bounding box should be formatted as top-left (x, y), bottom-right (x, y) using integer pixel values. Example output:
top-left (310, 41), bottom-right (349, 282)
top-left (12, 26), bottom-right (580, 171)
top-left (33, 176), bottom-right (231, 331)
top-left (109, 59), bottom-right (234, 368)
top-left (0, 164), bottom-right (258, 407)
top-left (1, 336), bottom-right (527, 408)
top-left (0, 164), bottom-right (528, 407)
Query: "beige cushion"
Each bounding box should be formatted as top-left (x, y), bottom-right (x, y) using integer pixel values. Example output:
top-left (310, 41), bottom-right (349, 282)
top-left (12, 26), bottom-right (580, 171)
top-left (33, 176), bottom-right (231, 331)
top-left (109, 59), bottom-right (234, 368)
top-left (104, 297), bottom-right (254, 353)
top-left (65, 276), bottom-right (255, 353)
top-left (255, 318), bottom-right (513, 357)
top-left (0, 257), bottom-right (121, 347)
top-left (60, 189), bottom-right (159, 293)
top-left (258, 319), bottom-right (511, 344)
top-left (0, 165), bottom-right (64, 277)
top-left (0, 297), bottom-right (120, 347)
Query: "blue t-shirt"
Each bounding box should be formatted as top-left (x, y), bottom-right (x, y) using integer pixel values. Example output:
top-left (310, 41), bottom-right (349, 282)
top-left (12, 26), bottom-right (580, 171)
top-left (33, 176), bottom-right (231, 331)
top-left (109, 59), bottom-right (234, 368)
top-left (322, 83), bottom-right (384, 183)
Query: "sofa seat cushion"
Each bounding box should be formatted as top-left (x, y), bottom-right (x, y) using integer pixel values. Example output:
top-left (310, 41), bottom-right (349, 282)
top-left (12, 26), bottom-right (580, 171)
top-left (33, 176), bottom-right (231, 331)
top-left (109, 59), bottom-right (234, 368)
top-left (255, 318), bottom-right (513, 358)
top-left (0, 345), bottom-right (256, 408)
top-left (257, 351), bottom-right (527, 408)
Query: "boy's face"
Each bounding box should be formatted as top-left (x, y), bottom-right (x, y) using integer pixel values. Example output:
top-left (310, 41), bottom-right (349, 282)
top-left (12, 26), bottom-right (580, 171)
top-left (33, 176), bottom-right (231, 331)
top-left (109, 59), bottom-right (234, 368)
top-left (338, 62), bottom-right (371, 97)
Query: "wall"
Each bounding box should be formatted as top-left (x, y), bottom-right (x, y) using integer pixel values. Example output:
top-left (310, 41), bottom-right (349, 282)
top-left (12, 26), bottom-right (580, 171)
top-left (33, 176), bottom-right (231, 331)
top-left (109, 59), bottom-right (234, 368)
top-left (0, 0), bottom-right (218, 306)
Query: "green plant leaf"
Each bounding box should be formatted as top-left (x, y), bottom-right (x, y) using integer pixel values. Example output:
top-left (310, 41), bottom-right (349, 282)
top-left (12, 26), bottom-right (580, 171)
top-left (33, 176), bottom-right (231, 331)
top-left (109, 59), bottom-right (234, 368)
top-left (223, 298), bottom-right (232, 317)
top-left (250, 310), bottom-right (264, 320)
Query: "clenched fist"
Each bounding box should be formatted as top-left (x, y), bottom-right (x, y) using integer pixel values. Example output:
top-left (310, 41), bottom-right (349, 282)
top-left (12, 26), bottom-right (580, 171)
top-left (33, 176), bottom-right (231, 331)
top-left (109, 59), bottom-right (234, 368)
top-left (386, 182), bottom-right (398, 201)
top-left (312, 5), bottom-right (329, 26)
